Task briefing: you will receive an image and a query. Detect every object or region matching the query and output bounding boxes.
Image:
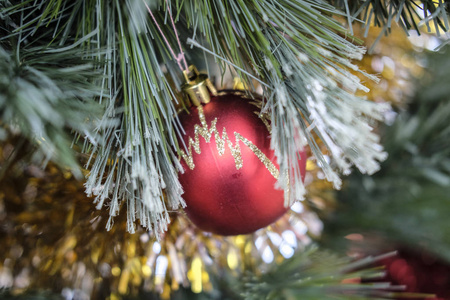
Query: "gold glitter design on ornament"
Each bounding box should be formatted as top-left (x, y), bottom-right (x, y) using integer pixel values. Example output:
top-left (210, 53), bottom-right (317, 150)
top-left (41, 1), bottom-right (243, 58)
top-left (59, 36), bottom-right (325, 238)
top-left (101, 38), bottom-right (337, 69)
top-left (180, 106), bottom-right (279, 179)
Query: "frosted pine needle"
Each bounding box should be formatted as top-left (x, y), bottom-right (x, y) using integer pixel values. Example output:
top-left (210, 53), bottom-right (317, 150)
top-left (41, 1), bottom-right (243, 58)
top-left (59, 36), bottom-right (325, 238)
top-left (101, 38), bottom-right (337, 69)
top-left (1, 0), bottom-right (397, 236)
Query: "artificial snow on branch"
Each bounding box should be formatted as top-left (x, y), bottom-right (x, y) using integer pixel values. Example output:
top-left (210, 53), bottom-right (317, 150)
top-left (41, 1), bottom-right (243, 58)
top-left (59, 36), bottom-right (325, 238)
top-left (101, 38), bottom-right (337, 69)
top-left (1, 0), bottom-right (393, 236)
top-left (182, 0), bottom-right (390, 200)
top-left (0, 44), bottom-right (104, 179)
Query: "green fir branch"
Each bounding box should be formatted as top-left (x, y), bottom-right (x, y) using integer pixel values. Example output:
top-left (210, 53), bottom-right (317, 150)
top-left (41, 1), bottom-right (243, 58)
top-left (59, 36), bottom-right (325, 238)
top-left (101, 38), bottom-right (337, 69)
top-left (2, 0), bottom-right (391, 237)
top-left (324, 49), bottom-right (450, 262)
top-left (331, 0), bottom-right (450, 39)
top-left (86, 0), bottom-right (186, 236)
top-left (2, 0), bottom-right (187, 237)
top-left (238, 248), bottom-right (402, 299)
top-left (0, 44), bottom-right (104, 178)
top-left (181, 0), bottom-right (389, 202)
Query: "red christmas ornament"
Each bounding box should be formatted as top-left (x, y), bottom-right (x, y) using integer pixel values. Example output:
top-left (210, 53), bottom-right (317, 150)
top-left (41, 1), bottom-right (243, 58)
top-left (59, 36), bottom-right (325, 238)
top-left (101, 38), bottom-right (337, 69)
top-left (177, 90), bottom-right (307, 235)
top-left (381, 248), bottom-right (450, 299)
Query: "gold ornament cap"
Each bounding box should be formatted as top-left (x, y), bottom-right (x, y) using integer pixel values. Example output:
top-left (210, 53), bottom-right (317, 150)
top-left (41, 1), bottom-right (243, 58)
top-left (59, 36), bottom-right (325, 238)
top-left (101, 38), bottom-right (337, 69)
top-left (182, 65), bottom-right (217, 107)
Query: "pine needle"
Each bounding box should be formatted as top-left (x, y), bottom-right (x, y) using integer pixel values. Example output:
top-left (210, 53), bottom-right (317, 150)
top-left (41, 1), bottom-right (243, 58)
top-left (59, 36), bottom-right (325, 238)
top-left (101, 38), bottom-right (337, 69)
top-left (1, 0), bottom-right (393, 236)
top-left (0, 44), bottom-right (104, 178)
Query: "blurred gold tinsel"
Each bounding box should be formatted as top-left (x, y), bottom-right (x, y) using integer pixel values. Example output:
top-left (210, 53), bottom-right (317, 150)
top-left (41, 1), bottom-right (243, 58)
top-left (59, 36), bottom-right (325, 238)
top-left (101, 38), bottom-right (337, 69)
top-left (0, 24), bottom-right (422, 299)
top-left (0, 145), bottom-right (322, 299)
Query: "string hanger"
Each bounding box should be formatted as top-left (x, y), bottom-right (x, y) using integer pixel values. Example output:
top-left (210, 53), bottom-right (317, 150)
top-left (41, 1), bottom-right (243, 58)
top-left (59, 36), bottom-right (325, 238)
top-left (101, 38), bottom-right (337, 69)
top-left (144, 0), bottom-right (216, 106)
top-left (143, 0), bottom-right (188, 73)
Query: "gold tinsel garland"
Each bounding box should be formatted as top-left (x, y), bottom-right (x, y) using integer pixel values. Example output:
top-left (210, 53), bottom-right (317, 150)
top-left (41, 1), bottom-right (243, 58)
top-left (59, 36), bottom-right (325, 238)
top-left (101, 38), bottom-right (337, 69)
top-left (0, 143), bottom-right (324, 299)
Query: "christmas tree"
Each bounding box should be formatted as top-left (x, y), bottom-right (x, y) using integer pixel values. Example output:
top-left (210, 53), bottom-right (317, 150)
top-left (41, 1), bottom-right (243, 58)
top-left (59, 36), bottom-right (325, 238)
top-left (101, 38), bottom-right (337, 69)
top-left (1, 0), bottom-right (449, 299)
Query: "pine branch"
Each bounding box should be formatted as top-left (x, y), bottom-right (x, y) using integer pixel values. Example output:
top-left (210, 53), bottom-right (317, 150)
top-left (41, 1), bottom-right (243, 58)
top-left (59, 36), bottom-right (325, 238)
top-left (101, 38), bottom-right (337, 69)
top-left (2, 0), bottom-right (391, 236)
top-left (332, 0), bottom-right (450, 39)
top-left (237, 248), bottom-right (401, 299)
top-left (1, 0), bottom-right (187, 237)
top-left (324, 49), bottom-right (450, 261)
top-left (182, 0), bottom-right (389, 202)
top-left (60, 0), bottom-right (186, 237)
top-left (0, 44), bottom-right (104, 178)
